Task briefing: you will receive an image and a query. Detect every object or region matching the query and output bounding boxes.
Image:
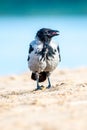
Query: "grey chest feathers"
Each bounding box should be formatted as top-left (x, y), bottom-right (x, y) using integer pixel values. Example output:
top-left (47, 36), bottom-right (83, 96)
top-left (28, 43), bottom-right (60, 73)
top-left (35, 44), bottom-right (57, 61)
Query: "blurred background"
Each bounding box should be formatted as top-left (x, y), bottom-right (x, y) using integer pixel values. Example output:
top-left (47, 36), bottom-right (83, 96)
top-left (0, 0), bottom-right (87, 75)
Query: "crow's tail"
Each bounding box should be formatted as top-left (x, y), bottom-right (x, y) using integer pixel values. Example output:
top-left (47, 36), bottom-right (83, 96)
top-left (31, 72), bottom-right (47, 82)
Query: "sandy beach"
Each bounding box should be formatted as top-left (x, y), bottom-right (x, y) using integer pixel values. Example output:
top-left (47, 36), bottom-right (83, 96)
top-left (0, 68), bottom-right (87, 130)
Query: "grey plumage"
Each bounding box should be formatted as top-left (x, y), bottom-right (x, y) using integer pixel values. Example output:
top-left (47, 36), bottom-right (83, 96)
top-left (27, 28), bottom-right (61, 90)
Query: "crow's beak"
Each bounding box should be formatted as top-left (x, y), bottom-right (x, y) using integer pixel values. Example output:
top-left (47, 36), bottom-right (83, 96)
top-left (51, 30), bottom-right (60, 36)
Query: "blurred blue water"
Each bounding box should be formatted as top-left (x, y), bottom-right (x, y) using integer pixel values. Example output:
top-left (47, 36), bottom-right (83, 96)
top-left (0, 16), bottom-right (87, 75)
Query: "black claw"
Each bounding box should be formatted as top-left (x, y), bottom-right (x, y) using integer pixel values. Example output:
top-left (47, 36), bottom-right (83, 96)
top-left (47, 85), bottom-right (51, 89)
top-left (35, 85), bottom-right (47, 91)
top-left (35, 86), bottom-right (42, 91)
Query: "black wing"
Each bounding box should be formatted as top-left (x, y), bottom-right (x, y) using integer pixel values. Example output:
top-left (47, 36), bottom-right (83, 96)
top-left (29, 44), bottom-right (34, 53)
top-left (27, 44), bottom-right (34, 61)
top-left (57, 45), bottom-right (61, 62)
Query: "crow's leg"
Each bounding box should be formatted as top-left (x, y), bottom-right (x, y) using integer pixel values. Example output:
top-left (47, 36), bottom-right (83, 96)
top-left (35, 73), bottom-right (41, 90)
top-left (47, 77), bottom-right (51, 88)
top-left (46, 72), bottom-right (51, 88)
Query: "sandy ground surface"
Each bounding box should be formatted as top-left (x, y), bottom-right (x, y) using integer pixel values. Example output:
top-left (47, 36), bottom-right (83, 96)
top-left (0, 68), bottom-right (87, 130)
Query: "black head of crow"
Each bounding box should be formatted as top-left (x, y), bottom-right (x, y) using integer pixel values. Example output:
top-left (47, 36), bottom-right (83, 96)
top-left (36, 28), bottom-right (59, 43)
top-left (28, 28), bottom-right (61, 90)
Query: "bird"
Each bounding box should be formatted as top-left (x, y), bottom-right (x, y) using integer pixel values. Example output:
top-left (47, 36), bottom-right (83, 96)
top-left (27, 28), bottom-right (61, 90)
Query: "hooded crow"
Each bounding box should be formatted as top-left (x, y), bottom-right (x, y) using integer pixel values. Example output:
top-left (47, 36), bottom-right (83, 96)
top-left (27, 28), bottom-right (61, 90)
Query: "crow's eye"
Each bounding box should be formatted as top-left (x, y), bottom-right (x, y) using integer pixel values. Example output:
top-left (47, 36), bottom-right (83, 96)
top-left (44, 30), bottom-right (50, 36)
top-left (43, 31), bottom-right (48, 35)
